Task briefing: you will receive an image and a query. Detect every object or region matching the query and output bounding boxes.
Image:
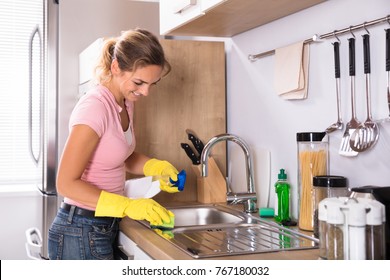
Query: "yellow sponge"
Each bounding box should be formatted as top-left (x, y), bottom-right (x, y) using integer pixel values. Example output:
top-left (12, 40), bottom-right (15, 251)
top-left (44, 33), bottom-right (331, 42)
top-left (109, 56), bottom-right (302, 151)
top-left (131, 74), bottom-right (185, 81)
top-left (150, 215), bottom-right (175, 230)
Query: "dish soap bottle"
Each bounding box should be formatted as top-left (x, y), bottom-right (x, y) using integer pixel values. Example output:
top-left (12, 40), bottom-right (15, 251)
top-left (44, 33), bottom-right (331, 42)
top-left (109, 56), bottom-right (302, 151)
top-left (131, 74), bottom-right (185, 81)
top-left (274, 169), bottom-right (290, 223)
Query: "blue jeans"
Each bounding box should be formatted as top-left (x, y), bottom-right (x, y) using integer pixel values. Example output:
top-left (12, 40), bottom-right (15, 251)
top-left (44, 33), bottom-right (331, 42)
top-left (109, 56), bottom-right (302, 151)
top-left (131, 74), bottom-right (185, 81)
top-left (48, 207), bottom-right (120, 260)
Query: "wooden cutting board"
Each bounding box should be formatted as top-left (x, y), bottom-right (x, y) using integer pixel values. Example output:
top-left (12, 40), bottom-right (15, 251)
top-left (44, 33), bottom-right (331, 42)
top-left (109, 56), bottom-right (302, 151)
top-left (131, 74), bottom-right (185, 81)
top-left (130, 39), bottom-right (226, 203)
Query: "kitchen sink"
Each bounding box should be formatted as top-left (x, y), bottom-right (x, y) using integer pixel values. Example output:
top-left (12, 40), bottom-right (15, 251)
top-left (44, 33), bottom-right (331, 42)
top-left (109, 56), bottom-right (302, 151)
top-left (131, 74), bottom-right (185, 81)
top-left (139, 204), bottom-right (319, 258)
top-left (169, 205), bottom-right (245, 227)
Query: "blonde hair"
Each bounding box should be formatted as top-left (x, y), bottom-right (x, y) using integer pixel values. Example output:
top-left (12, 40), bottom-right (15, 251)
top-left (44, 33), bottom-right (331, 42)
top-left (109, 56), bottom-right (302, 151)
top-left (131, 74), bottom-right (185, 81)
top-left (94, 28), bottom-right (171, 84)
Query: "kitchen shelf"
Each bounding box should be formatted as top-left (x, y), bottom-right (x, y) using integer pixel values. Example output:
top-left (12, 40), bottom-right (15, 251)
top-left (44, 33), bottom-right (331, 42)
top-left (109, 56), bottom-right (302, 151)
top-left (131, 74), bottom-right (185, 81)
top-left (162, 0), bottom-right (327, 37)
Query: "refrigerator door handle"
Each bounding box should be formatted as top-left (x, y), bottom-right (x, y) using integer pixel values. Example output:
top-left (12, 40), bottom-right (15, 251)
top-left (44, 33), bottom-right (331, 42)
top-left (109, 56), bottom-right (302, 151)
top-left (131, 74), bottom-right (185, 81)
top-left (28, 25), bottom-right (43, 165)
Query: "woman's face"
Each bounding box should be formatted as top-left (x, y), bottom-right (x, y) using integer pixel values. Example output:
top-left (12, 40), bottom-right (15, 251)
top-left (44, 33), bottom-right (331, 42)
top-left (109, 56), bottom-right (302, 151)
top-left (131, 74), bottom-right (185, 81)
top-left (114, 63), bottom-right (163, 102)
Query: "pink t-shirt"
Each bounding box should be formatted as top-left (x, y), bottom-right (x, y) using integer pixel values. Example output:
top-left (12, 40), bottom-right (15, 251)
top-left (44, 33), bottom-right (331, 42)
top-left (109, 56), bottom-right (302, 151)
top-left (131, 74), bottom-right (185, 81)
top-left (64, 85), bottom-right (136, 210)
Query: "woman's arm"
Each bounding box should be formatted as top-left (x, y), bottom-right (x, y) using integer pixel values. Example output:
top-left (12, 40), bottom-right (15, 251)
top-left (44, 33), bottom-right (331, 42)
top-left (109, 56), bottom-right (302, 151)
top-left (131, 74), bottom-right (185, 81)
top-left (124, 151), bottom-right (150, 175)
top-left (56, 124), bottom-right (102, 208)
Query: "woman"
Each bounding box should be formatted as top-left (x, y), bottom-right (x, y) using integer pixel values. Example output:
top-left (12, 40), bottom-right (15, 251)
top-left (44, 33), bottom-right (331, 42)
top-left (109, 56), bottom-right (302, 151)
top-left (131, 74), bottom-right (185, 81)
top-left (48, 29), bottom-right (182, 260)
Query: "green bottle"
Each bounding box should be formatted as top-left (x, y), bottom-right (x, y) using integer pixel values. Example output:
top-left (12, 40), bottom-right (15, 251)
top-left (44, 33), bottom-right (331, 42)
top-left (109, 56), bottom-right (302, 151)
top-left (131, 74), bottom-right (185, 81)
top-left (274, 169), bottom-right (290, 223)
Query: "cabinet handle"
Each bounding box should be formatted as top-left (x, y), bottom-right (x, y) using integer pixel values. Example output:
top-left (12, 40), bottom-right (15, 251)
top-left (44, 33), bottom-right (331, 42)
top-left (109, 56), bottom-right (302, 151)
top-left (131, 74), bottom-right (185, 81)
top-left (173, 0), bottom-right (197, 14)
top-left (116, 245), bottom-right (134, 260)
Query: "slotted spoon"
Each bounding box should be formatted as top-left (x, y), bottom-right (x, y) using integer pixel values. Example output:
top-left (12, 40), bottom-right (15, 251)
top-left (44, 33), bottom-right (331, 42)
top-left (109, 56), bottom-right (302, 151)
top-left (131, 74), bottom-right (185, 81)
top-left (350, 34), bottom-right (379, 152)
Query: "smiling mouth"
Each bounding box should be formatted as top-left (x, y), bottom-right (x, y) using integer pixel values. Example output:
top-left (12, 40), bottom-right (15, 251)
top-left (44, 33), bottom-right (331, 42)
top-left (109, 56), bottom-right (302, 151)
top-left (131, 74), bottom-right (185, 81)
top-left (132, 91), bottom-right (141, 96)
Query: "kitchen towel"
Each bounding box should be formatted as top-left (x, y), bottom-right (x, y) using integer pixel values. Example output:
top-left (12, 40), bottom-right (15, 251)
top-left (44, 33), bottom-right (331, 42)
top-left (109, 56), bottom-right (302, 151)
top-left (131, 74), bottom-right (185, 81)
top-left (274, 41), bottom-right (310, 100)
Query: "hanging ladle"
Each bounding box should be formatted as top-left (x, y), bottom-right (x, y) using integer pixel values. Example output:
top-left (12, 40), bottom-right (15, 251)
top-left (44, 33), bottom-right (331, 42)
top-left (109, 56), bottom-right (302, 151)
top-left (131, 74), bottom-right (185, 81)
top-left (326, 36), bottom-right (343, 133)
top-left (350, 31), bottom-right (379, 152)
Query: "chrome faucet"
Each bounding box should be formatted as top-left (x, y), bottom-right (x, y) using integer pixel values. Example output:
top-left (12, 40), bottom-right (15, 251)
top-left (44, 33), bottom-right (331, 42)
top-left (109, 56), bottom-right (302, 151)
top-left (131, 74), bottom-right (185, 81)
top-left (200, 133), bottom-right (257, 213)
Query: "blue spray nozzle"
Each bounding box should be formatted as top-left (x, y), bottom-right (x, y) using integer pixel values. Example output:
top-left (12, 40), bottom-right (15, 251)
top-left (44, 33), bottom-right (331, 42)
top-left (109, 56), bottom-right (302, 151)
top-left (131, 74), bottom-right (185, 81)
top-left (169, 169), bottom-right (186, 191)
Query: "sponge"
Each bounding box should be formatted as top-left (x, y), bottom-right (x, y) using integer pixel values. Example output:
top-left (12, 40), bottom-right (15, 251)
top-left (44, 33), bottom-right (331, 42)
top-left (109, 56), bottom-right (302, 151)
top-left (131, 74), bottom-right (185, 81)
top-left (259, 207), bottom-right (275, 218)
top-left (169, 170), bottom-right (186, 191)
top-left (150, 215), bottom-right (175, 230)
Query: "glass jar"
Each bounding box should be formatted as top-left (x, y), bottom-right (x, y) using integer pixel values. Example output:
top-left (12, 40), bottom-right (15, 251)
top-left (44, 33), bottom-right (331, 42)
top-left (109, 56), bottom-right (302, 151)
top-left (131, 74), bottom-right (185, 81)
top-left (365, 200), bottom-right (386, 260)
top-left (326, 199), bottom-right (344, 260)
top-left (313, 175), bottom-right (348, 237)
top-left (350, 187), bottom-right (387, 259)
top-left (297, 132), bottom-right (328, 231)
top-left (318, 199), bottom-right (329, 259)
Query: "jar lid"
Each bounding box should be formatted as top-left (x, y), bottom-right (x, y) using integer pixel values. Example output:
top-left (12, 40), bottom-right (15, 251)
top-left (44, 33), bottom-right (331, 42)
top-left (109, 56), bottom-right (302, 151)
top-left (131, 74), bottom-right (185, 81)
top-left (366, 200), bottom-right (385, 225)
top-left (296, 132), bottom-right (327, 142)
top-left (318, 197), bottom-right (339, 221)
top-left (349, 185), bottom-right (380, 193)
top-left (326, 200), bottom-right (344, 224)
top-left (347, 203), bottom-right (367, 226)
top-left (313, 175), bottom-right (347, 188)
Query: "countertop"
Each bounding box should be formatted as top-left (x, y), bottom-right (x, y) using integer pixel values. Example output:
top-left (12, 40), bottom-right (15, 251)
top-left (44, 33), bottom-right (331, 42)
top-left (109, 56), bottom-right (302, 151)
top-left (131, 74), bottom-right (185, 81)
top-left (119, 203), bottom-right (320, 260)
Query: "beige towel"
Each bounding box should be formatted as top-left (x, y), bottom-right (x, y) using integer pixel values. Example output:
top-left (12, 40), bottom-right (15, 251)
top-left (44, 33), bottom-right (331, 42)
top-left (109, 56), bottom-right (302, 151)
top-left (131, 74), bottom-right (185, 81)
top-left (274, 41), bottom-right (310, 100)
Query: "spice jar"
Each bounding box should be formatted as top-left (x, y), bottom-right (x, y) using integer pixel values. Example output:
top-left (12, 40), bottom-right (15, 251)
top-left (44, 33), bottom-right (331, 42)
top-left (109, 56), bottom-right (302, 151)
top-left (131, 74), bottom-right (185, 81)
top-left (350, 187), bottom-right (387, 259)
top-left (365, 200), bottom-right (386, 260)
top-left (326, 199), bottom-right (344, 260)
top-left (297, 132), bottom-right (328, 231)
top-left (318, 198), bottom-right (331, 259)
top-left (313, 175), bottom-right (348, 237)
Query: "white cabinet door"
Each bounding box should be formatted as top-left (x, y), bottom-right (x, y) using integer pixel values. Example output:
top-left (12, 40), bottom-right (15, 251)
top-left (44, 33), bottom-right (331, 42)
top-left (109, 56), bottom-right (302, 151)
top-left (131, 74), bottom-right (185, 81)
top-left (117, 232), bottom-right (153, 260)
top-left (159, 0), bottom-right (203, 35)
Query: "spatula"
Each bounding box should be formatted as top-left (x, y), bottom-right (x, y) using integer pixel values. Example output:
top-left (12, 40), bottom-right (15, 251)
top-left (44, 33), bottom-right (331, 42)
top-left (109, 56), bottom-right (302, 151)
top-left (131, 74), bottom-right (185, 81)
top-left (339, 37), bottom-right (360, 157)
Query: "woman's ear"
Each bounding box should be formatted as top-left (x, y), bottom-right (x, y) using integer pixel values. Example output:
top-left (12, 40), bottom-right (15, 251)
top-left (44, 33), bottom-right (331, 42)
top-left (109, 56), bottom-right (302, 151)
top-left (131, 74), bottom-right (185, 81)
top-left (111, 59), bottom-right (120, 75)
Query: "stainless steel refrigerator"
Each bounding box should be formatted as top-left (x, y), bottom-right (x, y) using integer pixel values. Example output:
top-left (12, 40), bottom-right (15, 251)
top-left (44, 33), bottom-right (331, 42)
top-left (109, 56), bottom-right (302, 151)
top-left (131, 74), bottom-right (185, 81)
top-left (25, 0), bottom-right (59, 260)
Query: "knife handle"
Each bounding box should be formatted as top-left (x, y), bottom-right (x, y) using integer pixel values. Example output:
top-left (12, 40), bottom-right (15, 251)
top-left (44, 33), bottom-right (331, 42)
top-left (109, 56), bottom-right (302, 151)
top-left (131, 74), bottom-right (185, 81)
top-left (180, 143), bottom-right (200, 165)
top-left (348, 37), bottom-right (355, 77)
top-left (386, 28), bottom-right (390, 72)
top-left (188, 133), bottom-right (204, 155)
top-left (363, 34), bottom-right (370, 74)
top-left (333, 41), bottom-right (340, 78)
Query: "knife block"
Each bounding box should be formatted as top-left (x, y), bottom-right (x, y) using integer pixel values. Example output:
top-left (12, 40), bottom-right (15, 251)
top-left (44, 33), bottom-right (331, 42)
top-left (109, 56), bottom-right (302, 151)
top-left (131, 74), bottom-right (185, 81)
top-left (192, 157), bottom-right (227, 203)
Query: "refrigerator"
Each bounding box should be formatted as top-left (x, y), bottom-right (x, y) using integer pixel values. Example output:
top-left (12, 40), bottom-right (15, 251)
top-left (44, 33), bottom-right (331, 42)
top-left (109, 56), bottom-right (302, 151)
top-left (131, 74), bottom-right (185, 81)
top-left (25, 0), bottom-right (60, 260)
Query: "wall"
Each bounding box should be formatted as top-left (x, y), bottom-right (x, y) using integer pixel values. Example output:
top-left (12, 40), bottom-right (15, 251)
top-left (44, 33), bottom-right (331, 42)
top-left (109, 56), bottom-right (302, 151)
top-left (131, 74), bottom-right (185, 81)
top-left (58, 0), bottom-right (160, 155)
top-left (227, 0), bottom-right (390, 218)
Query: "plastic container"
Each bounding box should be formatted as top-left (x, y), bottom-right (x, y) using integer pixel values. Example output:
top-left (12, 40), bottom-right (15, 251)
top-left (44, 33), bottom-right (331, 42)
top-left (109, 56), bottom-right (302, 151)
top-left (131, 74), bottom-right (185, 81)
top-left (351, 186), bottom-right (389, 259)
top-left (346, 203), bottom-right (367, 260)
top-left (297, 132), bottom-right (328, 231)
top-left (366, 200), bottom-right (386, 260)
top-left (326, 199), bottom-right (344, 260)
top-left (274, 169), bottom-right (290, 223)
top-left (318, 199), bottom-right (329, 259)
top-left (313, 175), bottom-right (348, 237)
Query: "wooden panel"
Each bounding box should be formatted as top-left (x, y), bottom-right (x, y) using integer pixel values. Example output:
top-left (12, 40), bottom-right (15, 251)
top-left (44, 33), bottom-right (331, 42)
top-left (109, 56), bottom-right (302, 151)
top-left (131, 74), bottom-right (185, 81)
top-left (166, 0), bottom-right (327, 37)
top-left (130, 39), bottom-right (226, 203)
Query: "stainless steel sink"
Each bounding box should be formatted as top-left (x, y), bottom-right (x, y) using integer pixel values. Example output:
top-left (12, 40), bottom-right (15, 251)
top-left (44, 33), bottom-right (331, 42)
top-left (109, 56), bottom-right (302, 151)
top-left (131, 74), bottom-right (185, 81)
top-left (140, 204), bottom-right (319, 258)
top-left (170, 205), bottom-right (245, 227)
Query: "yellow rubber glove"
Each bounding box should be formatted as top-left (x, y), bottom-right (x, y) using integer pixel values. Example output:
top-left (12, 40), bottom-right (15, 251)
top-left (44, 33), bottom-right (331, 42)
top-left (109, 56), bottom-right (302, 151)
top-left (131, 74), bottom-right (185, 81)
top-left (95, 191), bottom-right (174, 226)
top-left (143, 158), bottom-right (180, 193)
top-left (153, 229), bottom-right (174, 240)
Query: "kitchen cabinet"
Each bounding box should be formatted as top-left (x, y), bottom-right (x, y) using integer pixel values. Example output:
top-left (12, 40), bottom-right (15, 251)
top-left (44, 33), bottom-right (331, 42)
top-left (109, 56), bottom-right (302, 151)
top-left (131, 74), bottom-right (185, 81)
top-left (159, 0), bottom-right (203, 36)
top-left (160, 0), bottom-right (327, 37)
top-left (117, 231), bottom-right (153, 260)
top-left (159, 0), bottom-right (228, 35)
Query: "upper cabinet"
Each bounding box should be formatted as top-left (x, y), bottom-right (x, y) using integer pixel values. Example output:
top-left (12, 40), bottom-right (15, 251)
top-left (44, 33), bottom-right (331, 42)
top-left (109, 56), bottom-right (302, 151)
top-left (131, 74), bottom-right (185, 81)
top-left (160, 0), bottom-right (327, 37)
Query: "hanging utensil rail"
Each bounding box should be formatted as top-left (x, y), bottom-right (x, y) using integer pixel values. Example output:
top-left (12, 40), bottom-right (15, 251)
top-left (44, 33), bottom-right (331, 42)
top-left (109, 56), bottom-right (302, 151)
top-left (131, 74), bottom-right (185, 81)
top-left (248, 14), bottom-right (390, 62)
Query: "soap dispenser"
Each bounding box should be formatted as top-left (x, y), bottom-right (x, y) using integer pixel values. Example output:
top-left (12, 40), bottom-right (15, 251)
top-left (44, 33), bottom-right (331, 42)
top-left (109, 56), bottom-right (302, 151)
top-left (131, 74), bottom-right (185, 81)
top-left (274, 169), bottom-right (290, 223)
